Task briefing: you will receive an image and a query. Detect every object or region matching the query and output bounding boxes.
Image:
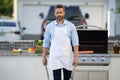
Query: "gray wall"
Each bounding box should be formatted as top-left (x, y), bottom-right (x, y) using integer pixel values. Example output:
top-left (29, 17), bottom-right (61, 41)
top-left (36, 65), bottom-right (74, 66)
top-left (115, 0), bottom-right (120, 36)
top-left (115, 14), bottom-right (120, 36)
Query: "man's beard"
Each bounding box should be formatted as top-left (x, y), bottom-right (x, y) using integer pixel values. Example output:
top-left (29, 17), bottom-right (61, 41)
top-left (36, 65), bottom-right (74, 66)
top-left (56, 16), bottom-right (64, 21)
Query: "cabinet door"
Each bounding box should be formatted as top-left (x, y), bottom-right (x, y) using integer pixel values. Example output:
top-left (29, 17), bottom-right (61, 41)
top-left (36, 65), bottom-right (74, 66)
top-left (89, 71), bottom-right (108, 80)
top-left (73, 71), bottom-right (88, 80)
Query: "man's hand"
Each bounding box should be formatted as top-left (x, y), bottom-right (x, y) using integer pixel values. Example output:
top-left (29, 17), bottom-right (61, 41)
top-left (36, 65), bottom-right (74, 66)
top-left (73, 56), bottom-right (79, 67)
top-left (42, 57), bottom-right (47, 65)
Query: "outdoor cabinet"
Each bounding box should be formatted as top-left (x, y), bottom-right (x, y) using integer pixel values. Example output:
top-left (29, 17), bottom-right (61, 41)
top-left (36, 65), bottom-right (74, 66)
top-left (73, 70), bottom-right (108, 80)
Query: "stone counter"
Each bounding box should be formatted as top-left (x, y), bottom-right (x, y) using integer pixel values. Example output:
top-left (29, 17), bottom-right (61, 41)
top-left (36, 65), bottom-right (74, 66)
top-left (0, 50), bottom-right (41, 56)
top-left (0, 50), bottom-right (120, 80)
top-left (109, 53), bottom-right (120, 57)
top-left (109, 54), bottom-right (120, 80)
top-left (1, 50), bottom-right (120, 57)
top-left (0, 56), bottom-right (53, 80)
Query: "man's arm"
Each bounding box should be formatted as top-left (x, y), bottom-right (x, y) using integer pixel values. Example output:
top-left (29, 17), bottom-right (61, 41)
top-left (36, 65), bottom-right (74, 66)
top-left (73, 45), bottom-right (79, 66)
top-left (42, 25), bottom-right (51, 65)
top-left (70, 24), bottom-right (79, 66)
top-left (42, 47), bottom-right (49, 65)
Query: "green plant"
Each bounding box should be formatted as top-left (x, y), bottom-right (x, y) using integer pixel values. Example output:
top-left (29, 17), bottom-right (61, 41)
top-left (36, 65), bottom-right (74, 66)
top-left (34, 40), bottom-right (43, 46)
top-left (116, 0), bottom-right (120, 13)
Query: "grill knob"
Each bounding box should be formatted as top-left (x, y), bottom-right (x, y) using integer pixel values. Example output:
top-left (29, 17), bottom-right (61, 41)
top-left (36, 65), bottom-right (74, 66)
top-left (101, 58), bottom-right (105, 61)
top-left (92, 57), bottom-right (96, 61)
top-left (82, 57), bottom-right (87, 61)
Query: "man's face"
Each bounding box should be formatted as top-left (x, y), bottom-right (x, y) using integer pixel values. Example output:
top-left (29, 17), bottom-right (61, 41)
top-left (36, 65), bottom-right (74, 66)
top-left (54, 8), bottom-right (65, 21)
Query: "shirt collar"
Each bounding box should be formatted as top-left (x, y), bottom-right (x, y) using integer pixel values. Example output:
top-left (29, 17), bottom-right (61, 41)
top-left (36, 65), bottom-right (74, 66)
top-left (55, 19), bottom-right (67, 26)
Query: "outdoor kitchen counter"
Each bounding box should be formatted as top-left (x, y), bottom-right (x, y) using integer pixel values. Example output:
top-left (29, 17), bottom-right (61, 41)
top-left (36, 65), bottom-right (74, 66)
top-left (0, 51), bottom-right (53, 80)
top-left (0, 50), bottom-right (120, 80)
top-left (0, 50), bottom-right (120, 56)
top-left (109, 53), bottom-right (120, 80)
top-left (109, 53), bottom-right (120, 57)
top-left (0, 50), bottom-right (42, 56)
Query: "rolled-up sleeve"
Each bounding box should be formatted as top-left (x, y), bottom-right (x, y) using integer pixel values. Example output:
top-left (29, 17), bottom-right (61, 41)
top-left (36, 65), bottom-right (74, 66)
top-left (71, 25), bottom-right (79, 46)
top-left (43, 25), bottom-right (51, 47)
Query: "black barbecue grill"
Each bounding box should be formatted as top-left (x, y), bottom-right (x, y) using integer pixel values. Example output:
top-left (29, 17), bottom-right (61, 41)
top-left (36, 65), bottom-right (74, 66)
top-left (76, 26), bottom-right (110, 65)
top-left (73, 27), bottom-right (109, 80)
top-left (77, 29), bottom-right (108, 53)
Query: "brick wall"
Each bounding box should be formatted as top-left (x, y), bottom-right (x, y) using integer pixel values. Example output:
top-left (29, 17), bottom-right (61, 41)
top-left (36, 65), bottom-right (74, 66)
top-left (0, 40), bottom-right (35, 50)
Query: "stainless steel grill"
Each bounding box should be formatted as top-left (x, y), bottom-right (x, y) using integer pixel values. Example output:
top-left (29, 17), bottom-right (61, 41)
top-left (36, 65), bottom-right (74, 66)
top-left (73, 54), bottom-right (110, 80)
top-left (74, 28), bottom-right (109, 80)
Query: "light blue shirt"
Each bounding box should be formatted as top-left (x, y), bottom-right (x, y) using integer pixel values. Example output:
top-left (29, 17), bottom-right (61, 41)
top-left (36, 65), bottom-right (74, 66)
top-left (43, 19), bottom-right (79, 47)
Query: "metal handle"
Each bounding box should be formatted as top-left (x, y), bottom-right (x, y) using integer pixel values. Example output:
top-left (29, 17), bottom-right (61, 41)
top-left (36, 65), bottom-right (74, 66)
top-left (70, 66), bottom-right (77, 80)
top-left (45, 65), bottom-right (50, 80)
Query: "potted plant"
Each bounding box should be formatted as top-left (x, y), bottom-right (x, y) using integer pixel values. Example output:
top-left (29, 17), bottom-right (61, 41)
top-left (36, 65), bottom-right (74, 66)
top-left (34, 40), bottom-right (43, 53)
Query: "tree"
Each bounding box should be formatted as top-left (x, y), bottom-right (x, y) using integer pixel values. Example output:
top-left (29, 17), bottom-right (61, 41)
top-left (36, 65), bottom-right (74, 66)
top-left (0, 0), bottom-right (13, 17)
top-left (116, 0), bottom-right (120, 13)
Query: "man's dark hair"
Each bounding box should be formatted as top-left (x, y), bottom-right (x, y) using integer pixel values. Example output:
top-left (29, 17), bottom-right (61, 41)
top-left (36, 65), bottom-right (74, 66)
top-left (54, 4), bottom-right (65, 11)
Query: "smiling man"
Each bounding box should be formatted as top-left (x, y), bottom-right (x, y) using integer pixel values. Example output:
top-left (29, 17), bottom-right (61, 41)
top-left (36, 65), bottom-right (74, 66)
top-left (42, 4), bottom-right (79, 80)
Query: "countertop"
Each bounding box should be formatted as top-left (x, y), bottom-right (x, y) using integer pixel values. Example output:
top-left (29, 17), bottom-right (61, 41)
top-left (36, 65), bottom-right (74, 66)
top-left (109, 53), bottom-right (120, 57)
top-left (0, 50), bottom-right (120, 57)
top-left (0, 50), bottom-right (41, 56)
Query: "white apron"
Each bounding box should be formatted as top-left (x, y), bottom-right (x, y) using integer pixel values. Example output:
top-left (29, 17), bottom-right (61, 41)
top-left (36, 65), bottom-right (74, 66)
top-left (48, 25), bottom-right (73, 70)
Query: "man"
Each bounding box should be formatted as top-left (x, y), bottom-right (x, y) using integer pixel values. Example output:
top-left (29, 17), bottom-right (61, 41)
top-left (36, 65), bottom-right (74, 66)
top-left (42, 4), bottom-right (79, 80)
